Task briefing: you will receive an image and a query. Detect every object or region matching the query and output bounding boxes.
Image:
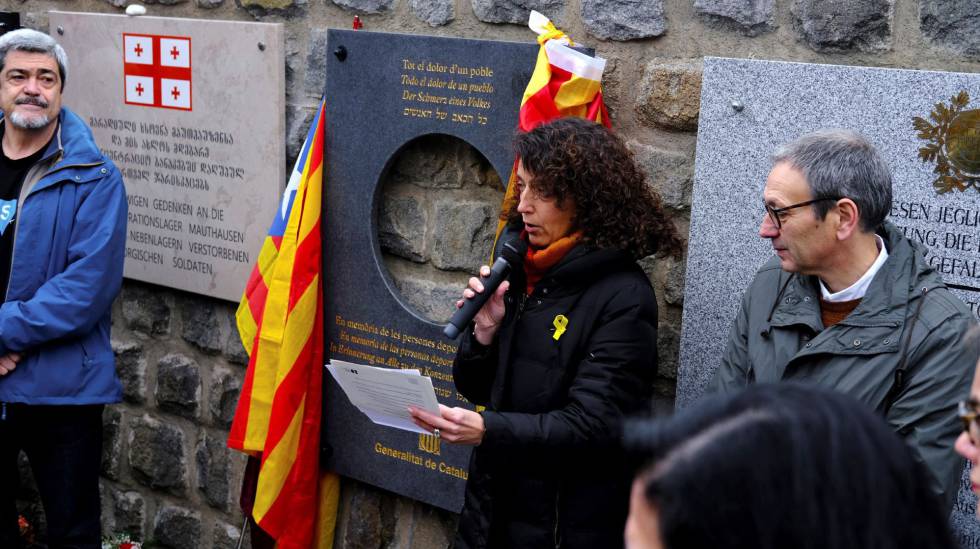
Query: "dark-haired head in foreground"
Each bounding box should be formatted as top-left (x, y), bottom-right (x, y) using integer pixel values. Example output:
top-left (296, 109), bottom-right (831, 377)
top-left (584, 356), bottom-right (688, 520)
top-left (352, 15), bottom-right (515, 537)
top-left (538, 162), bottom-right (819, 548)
top-left (623, 384), bottom-right (955, 549)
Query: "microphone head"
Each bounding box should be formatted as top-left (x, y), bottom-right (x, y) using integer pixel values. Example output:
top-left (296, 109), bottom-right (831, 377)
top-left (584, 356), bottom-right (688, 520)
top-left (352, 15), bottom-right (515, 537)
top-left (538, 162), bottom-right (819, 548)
top-left (499, 238), bottom-right (528, 265)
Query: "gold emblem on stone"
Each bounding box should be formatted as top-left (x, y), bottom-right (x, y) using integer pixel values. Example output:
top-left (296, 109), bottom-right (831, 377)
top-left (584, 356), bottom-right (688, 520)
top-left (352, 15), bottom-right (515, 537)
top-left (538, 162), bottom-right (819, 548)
top-left (418, 433), bottom-right (441, 455)
top-left (913, 91), bottom-right (980, 194)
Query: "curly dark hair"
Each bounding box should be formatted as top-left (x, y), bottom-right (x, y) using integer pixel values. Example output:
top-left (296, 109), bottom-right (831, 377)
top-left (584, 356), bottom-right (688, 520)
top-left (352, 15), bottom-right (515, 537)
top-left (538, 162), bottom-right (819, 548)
top-left (504, 117), bottom-right (684, 259)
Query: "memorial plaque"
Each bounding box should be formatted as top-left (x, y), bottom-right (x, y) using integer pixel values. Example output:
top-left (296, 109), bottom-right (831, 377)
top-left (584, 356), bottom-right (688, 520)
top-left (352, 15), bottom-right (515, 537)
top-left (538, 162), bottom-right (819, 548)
top-left (50, 12), bottom-right (285, 301)
top-left (677, 57), bottom-right (980, 546)
top-left (321, 30), bottom-right (536, 511)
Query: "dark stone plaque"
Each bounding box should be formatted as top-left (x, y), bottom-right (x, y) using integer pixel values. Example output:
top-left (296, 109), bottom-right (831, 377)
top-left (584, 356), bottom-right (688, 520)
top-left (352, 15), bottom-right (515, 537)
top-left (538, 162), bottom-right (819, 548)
top-left (321, 29), bottom-right (536, 512)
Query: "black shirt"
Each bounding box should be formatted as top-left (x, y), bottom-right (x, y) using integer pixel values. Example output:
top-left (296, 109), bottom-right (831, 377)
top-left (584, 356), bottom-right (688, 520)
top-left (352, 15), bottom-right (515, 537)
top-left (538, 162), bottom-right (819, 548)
top-left (0, 128), bottom-right (51, 301)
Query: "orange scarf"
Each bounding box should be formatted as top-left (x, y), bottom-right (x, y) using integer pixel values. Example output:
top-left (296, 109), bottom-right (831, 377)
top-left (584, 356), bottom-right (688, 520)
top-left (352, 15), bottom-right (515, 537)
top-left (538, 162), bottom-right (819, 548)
top-left (523, 232), bottom-right (582, 295)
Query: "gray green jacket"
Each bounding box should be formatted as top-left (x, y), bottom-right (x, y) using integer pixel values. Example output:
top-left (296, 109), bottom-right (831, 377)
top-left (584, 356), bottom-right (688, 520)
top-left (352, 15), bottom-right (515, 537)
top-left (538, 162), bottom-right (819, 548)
top-left (709, 222), bottom-right (976, 511)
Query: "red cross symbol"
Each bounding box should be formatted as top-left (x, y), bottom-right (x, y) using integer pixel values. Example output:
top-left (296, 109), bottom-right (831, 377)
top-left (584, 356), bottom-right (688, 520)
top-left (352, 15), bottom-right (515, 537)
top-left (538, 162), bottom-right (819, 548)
top-left (123, 34), bottom-right (192, 111)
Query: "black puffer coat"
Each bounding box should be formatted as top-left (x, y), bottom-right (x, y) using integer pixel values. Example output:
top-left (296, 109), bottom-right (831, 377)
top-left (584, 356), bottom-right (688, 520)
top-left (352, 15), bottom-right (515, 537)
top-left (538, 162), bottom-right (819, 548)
top-left (453, 242), bottom-right (658, 549)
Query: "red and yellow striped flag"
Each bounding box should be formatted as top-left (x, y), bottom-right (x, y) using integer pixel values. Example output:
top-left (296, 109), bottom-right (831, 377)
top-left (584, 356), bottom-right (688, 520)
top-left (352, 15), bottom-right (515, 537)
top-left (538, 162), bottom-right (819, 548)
top-left (496, 11), bottom-right (611, 240)
top-left (519, 11), bottom-right (609, 131)
top-left (228, 98), bottom-right (339, 549)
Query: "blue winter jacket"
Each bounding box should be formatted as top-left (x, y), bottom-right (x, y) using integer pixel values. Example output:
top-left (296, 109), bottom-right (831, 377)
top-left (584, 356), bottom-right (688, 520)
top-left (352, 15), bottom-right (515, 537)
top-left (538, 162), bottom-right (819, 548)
top-left (0, 107), bottom-right (127, 405)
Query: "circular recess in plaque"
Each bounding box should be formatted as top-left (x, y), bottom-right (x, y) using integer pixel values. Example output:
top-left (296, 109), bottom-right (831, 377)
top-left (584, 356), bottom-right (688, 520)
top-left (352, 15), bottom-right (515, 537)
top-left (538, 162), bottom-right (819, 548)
top-left (375, 134), bottom-right (504, 324)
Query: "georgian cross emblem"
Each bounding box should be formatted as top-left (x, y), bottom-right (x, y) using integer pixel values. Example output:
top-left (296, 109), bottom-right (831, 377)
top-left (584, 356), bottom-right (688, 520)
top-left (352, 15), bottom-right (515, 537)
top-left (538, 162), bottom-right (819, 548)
top-left (122, 34), bottom-right (192, 111)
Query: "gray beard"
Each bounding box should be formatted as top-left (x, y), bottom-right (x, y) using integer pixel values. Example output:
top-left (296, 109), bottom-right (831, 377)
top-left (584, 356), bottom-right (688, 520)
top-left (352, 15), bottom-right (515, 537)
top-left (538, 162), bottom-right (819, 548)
top-left (8, 111), bottom-right (52, 130)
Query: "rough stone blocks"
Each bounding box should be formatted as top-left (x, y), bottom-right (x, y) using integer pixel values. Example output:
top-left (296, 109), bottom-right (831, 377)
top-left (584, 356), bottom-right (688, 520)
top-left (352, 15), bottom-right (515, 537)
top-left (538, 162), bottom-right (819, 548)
top-left (153, 505), bottom-right (201, 549)
top-left (919, 0), bottom-right (980, 59)
top-left (471, 0), bottom-right (564, 25)
top-left (155, 353), bottom-right (202, 420)
top-left (113, 340), bottom-right (147, 404)
top-left (582, 0), bottom-right (666, 41)
top-left (635, 59), bottom-right (703, 132)
top-left (196, 431), bottom-right (231, 510)
top-left (694, 0), bottom-right (775, 37)
top-left (792, 0), bottom-right (894, 53)
top-left (411, 0), bottom-right (455, 26)
top-left (129, 414), bottom-right (186, 495)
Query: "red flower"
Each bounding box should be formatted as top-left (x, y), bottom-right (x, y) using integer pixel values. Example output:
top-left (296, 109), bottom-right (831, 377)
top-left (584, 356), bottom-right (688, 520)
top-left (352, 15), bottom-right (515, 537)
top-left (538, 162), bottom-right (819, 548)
top-left (18, 515), bottom-right (35, 543)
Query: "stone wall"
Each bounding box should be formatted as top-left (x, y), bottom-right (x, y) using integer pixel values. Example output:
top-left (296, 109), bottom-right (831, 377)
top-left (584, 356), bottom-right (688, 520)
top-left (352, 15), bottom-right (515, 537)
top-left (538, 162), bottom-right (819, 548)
top-left (4, 0), bottom-right (979, 547)
top-left (106, 285), bottom-right (249, 548)
top-left (380, 134), bottom-right (503, 324)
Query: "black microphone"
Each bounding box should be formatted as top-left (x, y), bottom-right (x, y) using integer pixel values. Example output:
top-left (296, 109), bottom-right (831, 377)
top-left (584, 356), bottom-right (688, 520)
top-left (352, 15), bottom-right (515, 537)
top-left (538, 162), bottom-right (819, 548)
top-left (443, 238), bottom-right (528, 339)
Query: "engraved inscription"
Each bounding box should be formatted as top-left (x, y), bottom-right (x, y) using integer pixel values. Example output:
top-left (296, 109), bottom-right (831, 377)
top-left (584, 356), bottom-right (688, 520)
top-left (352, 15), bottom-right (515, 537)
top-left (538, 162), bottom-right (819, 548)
top-left (890, 199), bottom-right (980, 305)
top-left (330, 314), bottom-right (467, 403)
top-left (91, 116), bottom-right (251, 279)
top-left (400, 59), bottom-right (493, 126)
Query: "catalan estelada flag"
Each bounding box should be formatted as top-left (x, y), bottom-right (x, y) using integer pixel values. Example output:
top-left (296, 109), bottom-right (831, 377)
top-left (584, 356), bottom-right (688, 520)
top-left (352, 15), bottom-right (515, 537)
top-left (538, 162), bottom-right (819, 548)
top-left (496, 11), bottom-right (611, 241)
top-left (228, 98), bottom-right (339, 549)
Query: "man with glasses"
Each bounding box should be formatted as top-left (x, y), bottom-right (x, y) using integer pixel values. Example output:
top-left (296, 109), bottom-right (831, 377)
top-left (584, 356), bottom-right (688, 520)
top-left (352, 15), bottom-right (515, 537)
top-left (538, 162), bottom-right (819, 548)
top-left (955, 332), bottom-right (980, 517)
top-left (709, 129), bottom-right (976, 512)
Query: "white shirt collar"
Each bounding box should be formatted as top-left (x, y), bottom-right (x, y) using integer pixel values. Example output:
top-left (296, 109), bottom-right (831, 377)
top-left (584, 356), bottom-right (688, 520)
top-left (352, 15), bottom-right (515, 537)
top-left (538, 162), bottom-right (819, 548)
top-left (819, 234), bottom-right (889, 302)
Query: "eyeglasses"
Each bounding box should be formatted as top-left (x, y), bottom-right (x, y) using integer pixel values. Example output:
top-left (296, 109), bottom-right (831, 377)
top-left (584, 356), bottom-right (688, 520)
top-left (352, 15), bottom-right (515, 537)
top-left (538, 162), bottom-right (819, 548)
top-left (763, 197), bottom-right (841, 229)
top-left (959, 399), bottom-right (980, 442)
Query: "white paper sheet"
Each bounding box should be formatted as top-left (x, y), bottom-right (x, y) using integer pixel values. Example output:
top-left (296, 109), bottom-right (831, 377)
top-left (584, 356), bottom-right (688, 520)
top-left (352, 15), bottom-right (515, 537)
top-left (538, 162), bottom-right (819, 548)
top-left (326, 359), bottom-right (441, 434)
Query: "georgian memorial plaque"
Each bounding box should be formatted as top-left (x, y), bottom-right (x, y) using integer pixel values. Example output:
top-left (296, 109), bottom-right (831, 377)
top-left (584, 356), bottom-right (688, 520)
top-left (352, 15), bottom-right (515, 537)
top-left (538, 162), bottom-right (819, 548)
top-left (677, 57), bottom-right (980, 547)
top-left (50, 12), bottom-right (285, 301)
top-left (321, 30), bottom-right (536, 511)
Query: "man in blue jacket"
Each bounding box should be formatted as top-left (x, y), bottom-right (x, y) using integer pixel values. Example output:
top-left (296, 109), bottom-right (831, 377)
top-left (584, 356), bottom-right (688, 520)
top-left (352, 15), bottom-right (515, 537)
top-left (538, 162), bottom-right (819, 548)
top-left (0, 29), bottom-right (127, 548)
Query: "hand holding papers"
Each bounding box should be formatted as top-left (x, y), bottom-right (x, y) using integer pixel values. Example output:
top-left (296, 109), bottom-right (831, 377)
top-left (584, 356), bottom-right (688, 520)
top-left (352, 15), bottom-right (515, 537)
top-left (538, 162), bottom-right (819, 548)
top-left (326, 359), bottom-right (441, 434)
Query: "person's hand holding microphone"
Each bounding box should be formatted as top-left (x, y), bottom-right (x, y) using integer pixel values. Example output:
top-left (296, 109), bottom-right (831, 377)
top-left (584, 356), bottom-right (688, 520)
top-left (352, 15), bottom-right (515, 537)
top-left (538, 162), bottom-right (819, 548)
top-left (442, 238), bottom-right (527, 341)
top-left (414, 238), bottom-right (527, 443)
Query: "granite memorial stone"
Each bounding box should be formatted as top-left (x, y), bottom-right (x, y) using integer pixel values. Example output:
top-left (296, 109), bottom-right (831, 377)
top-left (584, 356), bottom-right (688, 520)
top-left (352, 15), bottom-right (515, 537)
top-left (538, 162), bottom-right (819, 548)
top-left (50, 12), bottom-right (285, 302)
top-left (677, 57), bottom-right (980, 547)
top-left (321, 29), bottom-right (536, 512)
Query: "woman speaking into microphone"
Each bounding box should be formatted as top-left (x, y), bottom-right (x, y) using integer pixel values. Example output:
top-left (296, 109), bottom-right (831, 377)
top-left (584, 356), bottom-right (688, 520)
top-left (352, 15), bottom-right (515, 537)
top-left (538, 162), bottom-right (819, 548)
top-left (410, 117), bottom-right (683, 549)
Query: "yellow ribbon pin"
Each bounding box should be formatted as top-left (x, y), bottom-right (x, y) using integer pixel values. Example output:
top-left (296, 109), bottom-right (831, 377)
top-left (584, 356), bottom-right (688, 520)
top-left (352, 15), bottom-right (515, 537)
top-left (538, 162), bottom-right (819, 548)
top-left (552, 314), bottom-right (569, 340)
